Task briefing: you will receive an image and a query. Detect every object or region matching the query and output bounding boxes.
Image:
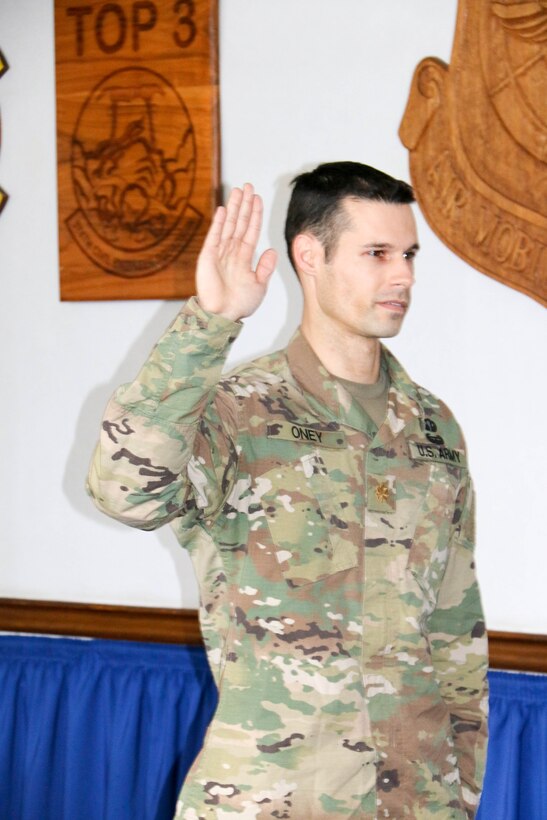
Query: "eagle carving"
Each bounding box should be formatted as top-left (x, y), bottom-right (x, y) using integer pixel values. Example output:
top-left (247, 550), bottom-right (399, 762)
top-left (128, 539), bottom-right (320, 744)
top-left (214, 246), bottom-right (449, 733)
top-left (399, 0), bottom-right (546, 306)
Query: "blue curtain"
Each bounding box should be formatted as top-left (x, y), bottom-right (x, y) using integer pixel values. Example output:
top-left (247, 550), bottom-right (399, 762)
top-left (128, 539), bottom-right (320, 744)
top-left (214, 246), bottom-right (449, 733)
top-left (0, 636), bottom-right (217, 820)
top-left (477, 670), bottom-right (547, 820)
top-left (0, 635), bottom-right (545, 820)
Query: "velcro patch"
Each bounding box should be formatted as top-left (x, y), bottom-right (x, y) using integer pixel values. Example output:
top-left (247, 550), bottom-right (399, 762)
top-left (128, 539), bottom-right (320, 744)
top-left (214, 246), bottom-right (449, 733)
top-left (267, 422), bottom-right (346, 449)
top-left (408, 441), bottom-right (466, 468)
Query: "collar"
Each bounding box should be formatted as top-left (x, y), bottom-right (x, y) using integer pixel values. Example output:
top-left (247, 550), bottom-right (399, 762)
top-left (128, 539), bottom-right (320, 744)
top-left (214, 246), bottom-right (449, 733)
top-left (286, 329), bottom-right (423, 442)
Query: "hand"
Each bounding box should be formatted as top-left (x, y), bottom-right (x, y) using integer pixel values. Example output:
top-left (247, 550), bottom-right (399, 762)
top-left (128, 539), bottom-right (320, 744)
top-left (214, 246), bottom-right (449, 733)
top-left (195, 183), bottom-right (278, 322)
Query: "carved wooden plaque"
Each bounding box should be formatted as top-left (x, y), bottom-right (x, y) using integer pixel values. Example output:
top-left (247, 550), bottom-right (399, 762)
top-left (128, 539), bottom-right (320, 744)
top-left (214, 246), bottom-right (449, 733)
top-left (399, 0), bottom-right (546, 307)
top-left (0, 50), bottom-right (8, 217)
top-left (55, 0), bottom-right (219, 301)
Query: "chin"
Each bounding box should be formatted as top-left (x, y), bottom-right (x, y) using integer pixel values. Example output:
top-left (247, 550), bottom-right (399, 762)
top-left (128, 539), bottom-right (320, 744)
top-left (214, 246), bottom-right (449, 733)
top-left (375, 322), bottom-right (405, 340)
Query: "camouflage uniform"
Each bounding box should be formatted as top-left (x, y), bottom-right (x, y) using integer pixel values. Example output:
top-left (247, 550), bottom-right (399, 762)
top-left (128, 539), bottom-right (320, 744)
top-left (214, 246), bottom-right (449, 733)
top-left (88, 297), bottom-right (488, 819)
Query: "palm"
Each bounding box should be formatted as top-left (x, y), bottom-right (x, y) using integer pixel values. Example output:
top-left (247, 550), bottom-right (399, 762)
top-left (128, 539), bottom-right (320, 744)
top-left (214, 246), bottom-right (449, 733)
top-left (196, 184), bottom-right (277, 322)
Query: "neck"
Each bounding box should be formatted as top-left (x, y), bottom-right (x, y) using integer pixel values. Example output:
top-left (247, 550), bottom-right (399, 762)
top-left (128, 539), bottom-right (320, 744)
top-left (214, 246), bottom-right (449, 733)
top-left (300, 310), bottom-right (382, 384)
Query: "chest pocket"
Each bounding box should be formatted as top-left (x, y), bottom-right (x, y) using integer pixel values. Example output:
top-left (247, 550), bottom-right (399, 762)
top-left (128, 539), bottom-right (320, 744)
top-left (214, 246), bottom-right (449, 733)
top-left (260, 451), bottom-right (359, 587)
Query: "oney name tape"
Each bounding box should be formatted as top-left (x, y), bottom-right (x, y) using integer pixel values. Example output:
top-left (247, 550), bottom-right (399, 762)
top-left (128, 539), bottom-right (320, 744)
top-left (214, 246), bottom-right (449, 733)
top-left (267, 422), bottom-right (346, 449)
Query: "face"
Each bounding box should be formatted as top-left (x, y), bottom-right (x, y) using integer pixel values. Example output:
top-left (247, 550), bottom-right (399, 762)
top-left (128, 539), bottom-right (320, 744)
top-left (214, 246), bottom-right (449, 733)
top-left (307, 197), bottom-right (419, 340)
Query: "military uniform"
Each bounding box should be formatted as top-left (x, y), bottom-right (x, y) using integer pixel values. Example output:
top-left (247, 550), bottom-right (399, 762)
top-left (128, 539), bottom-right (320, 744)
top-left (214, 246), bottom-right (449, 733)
top-left (88, 297), bottom-right (488, 819)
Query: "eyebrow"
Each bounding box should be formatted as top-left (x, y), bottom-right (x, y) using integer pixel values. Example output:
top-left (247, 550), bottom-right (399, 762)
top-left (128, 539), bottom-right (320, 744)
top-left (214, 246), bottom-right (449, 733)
top-left (361, 242), bottom-right (421, 252)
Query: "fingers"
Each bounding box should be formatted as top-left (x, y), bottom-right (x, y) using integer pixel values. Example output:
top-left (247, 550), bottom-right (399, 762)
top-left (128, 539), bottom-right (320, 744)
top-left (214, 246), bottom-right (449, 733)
top-left (233, 183), bottom-right (255, 240)
top-left (201, 203), bottom-right (227, 254)
top-left (201, 181), bottom-right (256, 253)
top-left (219, 183), bottom-right (262, 245)
top-left (220, 185), bottom-right (245, 243)
top-left (203, 182), bottom-right (273, 280)
top-left (255, 248), bottom-right (277, 284)
top-left (241, 193), bottom-right (264, 250)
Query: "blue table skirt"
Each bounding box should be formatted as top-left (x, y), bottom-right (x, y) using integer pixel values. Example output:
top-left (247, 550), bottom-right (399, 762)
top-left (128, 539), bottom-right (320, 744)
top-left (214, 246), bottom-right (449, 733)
top-left (0, 635), bottom-right (545, 819)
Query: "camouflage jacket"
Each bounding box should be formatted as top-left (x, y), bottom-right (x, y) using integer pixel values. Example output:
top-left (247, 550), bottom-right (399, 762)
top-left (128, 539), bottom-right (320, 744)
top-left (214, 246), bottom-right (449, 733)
top-left (88, 297), bottom-right (488, 820)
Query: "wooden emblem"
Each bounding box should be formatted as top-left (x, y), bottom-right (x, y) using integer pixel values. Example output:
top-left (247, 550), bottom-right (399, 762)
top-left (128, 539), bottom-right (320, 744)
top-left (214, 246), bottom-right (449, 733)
top-left (0, 49), bottom-right (8, 217)
top-left (399, 0), bottom-right (546, 307)
top-left (55, 1), bottom-right (219, 301)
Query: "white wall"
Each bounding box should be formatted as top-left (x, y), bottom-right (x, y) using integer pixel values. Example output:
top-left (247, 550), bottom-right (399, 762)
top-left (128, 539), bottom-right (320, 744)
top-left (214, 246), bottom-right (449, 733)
top-left (1, 0), bottom-right (545, 634)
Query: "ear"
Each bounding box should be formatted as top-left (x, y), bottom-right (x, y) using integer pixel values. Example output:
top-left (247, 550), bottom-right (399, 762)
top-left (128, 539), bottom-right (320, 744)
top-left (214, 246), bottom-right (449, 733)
top-left (292, 233), bottom-right (324, 278)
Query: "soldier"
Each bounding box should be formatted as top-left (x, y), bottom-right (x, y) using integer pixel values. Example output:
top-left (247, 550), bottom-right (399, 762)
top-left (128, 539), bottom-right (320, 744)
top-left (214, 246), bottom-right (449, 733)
top-left (88, 162), bottom-right (488, 819)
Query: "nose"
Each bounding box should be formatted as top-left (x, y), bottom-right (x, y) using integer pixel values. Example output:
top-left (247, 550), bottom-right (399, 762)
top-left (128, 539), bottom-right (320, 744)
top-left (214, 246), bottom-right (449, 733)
top-left (389, 255), bottom-right (415, 288)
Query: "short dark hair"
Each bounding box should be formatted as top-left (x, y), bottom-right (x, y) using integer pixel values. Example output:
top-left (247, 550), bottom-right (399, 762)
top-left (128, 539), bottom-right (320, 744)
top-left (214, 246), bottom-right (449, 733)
top-left (284, 161), bottom-right (415, 270)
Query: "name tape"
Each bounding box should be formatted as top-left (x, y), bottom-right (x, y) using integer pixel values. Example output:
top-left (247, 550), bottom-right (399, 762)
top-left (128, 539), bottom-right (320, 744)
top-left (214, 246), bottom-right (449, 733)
top-left (267, 422), bottom-right (346, 449)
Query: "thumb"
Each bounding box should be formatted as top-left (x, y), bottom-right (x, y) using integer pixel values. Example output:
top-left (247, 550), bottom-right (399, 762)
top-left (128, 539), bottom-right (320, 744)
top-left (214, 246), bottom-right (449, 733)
top-left (255, 248), bottom-right (278, 285)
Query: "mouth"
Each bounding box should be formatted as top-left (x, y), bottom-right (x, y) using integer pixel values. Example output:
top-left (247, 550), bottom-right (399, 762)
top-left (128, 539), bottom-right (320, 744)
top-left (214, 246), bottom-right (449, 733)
top-left (376, 299), bottom-right (408, 314)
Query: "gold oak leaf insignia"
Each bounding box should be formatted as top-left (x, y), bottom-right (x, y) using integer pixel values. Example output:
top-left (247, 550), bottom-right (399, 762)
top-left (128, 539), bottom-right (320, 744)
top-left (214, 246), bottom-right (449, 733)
top-left (375, 483), bottom-right (390, 504)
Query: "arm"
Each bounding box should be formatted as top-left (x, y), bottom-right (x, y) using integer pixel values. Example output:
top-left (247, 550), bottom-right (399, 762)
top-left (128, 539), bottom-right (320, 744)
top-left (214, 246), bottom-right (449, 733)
top-left (426, 477), bottom-right (488, 818)
top-left (86, 299), bottom-right (242, 529)
top-left (87, 184), bottom-right (277, 531)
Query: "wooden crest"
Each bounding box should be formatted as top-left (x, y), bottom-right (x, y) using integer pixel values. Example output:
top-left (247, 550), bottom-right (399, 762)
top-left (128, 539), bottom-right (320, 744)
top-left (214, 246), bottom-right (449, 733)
top-left (399, 0), bottom-right (546, 307)
top-left (55, 1), bottom-right (219, 301)
top-left (0, 49), bottom-right (8, 216)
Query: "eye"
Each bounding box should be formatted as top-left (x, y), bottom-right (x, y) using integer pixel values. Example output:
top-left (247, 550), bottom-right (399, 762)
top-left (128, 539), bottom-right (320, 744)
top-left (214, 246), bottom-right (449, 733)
top-left (367, 249), bottom-right (386, 259)
top-left (403, 249), bottom-right (417, 261)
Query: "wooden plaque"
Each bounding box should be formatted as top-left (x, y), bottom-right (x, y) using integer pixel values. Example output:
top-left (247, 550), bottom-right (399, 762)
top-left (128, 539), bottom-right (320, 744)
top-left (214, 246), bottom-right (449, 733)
top-left (399, 0), bottom-right (546, 307)
top-left (55, 0), bottom-right (219, 301)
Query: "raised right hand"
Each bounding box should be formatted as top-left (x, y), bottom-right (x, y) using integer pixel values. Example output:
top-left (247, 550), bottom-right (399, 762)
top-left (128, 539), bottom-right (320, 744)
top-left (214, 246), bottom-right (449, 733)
top-left (195, 183), bottom-right (278, 322)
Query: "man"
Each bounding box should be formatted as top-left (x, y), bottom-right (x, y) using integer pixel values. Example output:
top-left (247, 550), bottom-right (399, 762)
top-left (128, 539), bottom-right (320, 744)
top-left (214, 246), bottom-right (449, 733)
top-left (88, 162), bottom-right (488, 819)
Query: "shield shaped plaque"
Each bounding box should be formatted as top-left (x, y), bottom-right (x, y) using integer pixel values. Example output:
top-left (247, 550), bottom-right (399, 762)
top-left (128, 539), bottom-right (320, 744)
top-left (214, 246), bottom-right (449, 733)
top-left (400, 0), bottom-right (546, 307)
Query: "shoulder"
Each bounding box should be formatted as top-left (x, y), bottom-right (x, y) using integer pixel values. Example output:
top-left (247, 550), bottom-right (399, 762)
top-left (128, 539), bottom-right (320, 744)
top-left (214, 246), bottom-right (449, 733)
top-left (414, 381), bottom-right (457, 421)
top-left (384, 346), bottom-right (465, 434)
top-left (219, 347), bottom-right (290, 394)
top-left (413, 381), bottom-right (468, 454)
top-left (383, 347), bottom-right (467, 451)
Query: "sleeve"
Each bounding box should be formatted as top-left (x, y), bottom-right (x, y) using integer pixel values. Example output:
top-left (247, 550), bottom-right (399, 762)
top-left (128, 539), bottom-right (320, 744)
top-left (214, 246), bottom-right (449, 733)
top-left (86, 296), bottom-right (242, 532)
top-left (426, 475), bottom-right (489, 818)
